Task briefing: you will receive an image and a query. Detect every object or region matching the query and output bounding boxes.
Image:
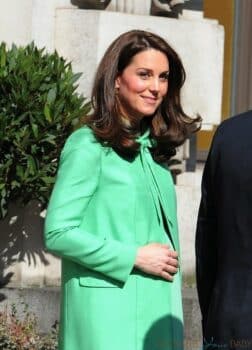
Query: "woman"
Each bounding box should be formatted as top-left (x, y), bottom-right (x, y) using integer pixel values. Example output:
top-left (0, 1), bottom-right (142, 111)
top-left (44, 29), bottom-right (201, 350)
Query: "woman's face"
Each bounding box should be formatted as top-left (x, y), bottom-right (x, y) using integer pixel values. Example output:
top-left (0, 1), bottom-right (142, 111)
top-left (115, 49), bottom-right (169, 120)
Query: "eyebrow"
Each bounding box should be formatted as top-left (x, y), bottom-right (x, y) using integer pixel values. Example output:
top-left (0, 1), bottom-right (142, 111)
top-left (137, 68), bottom-right (170, 74)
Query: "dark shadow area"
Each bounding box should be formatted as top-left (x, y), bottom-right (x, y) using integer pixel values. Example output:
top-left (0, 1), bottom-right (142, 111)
top-left (0, 200), bottom-right (49, 301)
top-left (71, 0), bottom-right (111, 10)
top-left (143, 314), bottom-right (184, 350)
top-left (186, 134), bottom-right (197, 172)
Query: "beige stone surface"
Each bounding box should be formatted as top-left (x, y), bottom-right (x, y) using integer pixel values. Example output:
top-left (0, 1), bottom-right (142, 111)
top-left (0, 0), bottom-right (33, 46)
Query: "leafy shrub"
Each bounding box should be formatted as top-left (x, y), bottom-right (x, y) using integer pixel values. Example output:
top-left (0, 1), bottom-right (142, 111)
top-left (0, 303), bottom-right (58, 350)
top-left (0, 42), bottom-right (91, 219)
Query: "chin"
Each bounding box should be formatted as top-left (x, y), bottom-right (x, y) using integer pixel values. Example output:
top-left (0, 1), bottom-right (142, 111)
top-left (131, 107), bottom-right (156, 119)
top-left (142, 108), bottom-right (157, 116)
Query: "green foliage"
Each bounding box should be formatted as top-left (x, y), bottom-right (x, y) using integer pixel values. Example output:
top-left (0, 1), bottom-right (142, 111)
top-left (0, 42), bottom-right (91, 219)
top-left (0, 303), bottom-right (58, 349)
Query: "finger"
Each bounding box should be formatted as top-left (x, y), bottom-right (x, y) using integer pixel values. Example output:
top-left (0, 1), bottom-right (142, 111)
top-left (168, 250), bottom-right (178, 259)
top-left (164, 264), bottom-right (178, 275)
top-left (166, 257), bottom-right (179, 268)
top-left (160, 270), bottom-right (174, 282)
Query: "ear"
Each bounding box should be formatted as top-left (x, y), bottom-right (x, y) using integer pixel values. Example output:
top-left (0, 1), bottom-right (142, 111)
top-left (115, 76), bottom-right (121, 89)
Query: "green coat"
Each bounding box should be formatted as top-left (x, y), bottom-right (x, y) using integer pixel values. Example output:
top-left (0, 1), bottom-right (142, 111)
top-left (44, 126), bottom-right (183, 350)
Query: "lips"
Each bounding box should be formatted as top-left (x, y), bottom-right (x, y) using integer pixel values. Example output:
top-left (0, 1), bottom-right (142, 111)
top-left (141, 96), bottom-right (159, 105)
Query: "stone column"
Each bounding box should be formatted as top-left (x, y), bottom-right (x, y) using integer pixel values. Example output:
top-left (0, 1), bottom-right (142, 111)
top-left (107, 0), bottom-right (151, 15)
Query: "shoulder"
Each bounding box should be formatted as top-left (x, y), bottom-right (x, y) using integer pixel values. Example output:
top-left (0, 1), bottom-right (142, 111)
top-left (59, 126), bottom-right (103, 169)
top-left (208, 110), bottom-right (252, 159)
top-left (216, 110), bottom-right (252, 137)
top-left (64, 126), bottom-right (99, 149)
top-left (62, 126), bottom-right (102, 156)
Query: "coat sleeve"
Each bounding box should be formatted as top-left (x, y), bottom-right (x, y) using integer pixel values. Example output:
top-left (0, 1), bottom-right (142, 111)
top-left (195, 125), bottom-right (223, 330)
top-left (44, 127), bottom-right (137, 284)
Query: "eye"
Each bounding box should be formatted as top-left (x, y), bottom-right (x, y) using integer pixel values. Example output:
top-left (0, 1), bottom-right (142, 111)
top-left (138, 71), bottom-right (151, 79)
top-left (159, 72), bottom-right (169, 81)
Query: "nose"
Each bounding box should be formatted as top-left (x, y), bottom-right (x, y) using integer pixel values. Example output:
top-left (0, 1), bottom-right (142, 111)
top-left (149, 77), bottom-right (160, 94)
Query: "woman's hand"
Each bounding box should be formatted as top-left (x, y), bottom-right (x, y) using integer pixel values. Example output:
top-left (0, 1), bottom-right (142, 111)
top-left (134, 243), bottom-right (179, 281)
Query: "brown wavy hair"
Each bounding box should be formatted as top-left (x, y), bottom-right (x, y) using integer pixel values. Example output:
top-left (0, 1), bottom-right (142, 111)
top-left (85, 29), bottom-right (201, 162)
